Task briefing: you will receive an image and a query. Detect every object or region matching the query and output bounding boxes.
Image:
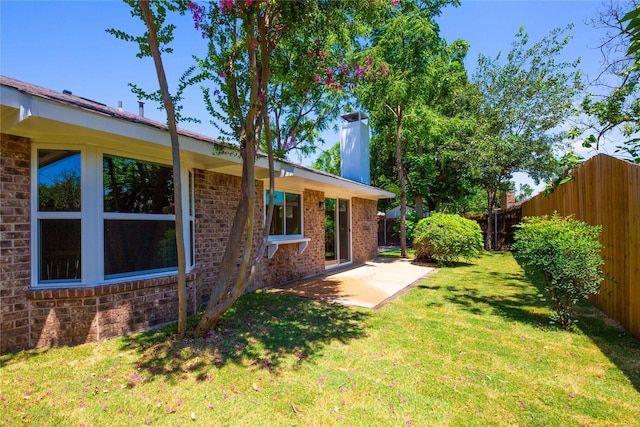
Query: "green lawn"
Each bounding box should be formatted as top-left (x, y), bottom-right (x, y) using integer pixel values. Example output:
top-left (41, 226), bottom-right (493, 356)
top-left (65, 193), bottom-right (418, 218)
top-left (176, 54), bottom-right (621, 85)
top-left (2, 252), bottom-right (639, 426)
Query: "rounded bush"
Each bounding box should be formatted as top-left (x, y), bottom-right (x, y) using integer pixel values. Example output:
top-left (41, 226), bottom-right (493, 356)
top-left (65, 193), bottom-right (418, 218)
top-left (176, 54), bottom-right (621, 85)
top-left (412, 213), bottom-right (483, 266)
top-left (512, 213), bottom-right (604, 329)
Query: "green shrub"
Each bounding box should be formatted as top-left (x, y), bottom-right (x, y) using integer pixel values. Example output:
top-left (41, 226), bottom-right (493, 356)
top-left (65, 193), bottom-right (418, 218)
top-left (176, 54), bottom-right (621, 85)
top-left (413, 213), bottom-right (483, 266)
top-left (512, 214), bottom-right (604, 329)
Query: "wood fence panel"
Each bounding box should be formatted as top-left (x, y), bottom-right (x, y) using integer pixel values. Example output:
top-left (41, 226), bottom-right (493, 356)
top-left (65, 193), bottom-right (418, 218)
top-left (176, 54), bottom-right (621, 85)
top-left (521, 154), bottom-right (640, 339)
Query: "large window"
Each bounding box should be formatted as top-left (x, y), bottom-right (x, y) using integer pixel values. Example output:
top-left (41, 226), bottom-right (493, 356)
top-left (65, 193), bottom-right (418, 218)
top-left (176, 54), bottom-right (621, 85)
top-left (103, 154), bottom-right (177, 278)
top-left (37, 150), bottom-right (82, 282)
top-left (266, 190), bottom-right (302, 237)
top-left (33, 147), bottom-right (193, 286)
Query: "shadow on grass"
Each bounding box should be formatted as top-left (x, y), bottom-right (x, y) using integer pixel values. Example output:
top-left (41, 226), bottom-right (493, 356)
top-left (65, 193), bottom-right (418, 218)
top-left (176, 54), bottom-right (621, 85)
top-left (504, 264), bottom-right (640, 393)
top-left (575, 302), bottom-right (640, 393)
top-left (0, 347), bottom-right (52, 366)
top-left (523, 270), bottom-right (640, 392)
top-left (118, 290), bottom-right (369, 383)
top-left (417, 260), bottom-right (550, 326)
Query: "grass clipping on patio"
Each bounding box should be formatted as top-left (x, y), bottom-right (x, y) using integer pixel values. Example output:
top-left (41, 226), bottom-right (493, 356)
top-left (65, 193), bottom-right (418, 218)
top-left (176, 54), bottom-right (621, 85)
top-left (2, 252), bottom-right (639, 426)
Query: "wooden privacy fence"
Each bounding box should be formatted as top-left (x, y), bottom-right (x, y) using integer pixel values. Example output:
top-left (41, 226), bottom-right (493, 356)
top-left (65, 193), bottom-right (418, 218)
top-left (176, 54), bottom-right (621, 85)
top-left (520, 154), bottom-right (640, 339)
top-left (377, 217), bottom-right (403, 247)
top-left (466, 208), bottom-right (522, 251)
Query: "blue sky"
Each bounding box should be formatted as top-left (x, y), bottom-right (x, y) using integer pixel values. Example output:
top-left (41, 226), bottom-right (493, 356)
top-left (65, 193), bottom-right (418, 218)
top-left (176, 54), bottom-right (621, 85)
top-left (0, 1), bottom-right (624, 192)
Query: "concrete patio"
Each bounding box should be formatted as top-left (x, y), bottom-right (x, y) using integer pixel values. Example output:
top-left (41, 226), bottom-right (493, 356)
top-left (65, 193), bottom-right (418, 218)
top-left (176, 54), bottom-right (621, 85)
top-left (271, 257), bottom-right (437, 309)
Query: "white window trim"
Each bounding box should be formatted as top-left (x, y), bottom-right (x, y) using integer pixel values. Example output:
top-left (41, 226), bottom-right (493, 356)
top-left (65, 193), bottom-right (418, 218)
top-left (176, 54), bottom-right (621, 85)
top-left (264, 189), bottom-right (304, 238)
top-left (31, 143), bottom-right (194, 288)
top-left (264, 188), bottom-right (307, 259)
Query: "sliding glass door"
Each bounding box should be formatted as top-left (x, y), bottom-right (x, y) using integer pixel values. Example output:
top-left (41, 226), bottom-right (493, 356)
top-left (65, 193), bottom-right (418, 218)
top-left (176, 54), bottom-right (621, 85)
top-left (324, 198), bottom-right (351, 267)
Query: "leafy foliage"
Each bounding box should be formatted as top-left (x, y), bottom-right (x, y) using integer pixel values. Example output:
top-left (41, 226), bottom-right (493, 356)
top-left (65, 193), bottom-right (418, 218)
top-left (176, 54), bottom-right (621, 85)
top-left (355, 0), bottom-right (460, 256)
top-left (512, 214), bottom-right (604, 329)
top-left (413, 213), bottom-right (483, 266)
top-left (392, 209), bottom-right (422, 244)
top-left (472, 25), bottom-right (582, 249)
top-left (576, 2), bottom-right (639, 163)
top-left (311, 142), bottom-right (341, 176)
top-left (623, 5), bottom-right (640, 60)
top-left (542, 151), bottom-right (583, 196)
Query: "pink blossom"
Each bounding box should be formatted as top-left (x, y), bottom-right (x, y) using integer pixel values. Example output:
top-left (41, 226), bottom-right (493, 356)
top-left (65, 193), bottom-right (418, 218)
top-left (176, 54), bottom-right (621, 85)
top-left (219, 71), bottom-right (227, 78)
top-left (391, 0), bottom-right (399, 6)
top-left (219, 0), bottom-right (236, 14)
top-left (314, 75), bottom-right (321, 82)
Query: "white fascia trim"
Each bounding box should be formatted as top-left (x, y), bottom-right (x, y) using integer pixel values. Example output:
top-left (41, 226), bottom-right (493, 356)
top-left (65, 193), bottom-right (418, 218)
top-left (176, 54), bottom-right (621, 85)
top-left (256, 156), bottom-right (395, 199)
top-left (1, 86), bottom-right (240, 165)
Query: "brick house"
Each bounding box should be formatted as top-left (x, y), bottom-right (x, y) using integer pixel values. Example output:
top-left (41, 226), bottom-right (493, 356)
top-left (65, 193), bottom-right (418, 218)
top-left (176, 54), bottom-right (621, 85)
top-left (0, 76), bottom-right (393, 354)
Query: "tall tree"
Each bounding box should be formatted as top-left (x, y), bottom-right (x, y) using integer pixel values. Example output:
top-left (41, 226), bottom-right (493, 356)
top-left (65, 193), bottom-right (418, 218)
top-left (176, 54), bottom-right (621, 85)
top-left (577, 2), bottom-right (639, 163)
top-left (402, 39), bottom-right (480, 216)
top-left (109, 0), bottom-right (190, 339)
top-left (114, 0), bottom-right (391, 338)
top-left (473, 25), bottom-right (582, 250)
top-left (356, 0), bottom-right (456, 257)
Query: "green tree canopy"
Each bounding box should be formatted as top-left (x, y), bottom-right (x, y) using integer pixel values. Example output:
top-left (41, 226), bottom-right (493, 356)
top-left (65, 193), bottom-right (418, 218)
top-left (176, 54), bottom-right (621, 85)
top-left (472, 25), bottom-right (582, 249)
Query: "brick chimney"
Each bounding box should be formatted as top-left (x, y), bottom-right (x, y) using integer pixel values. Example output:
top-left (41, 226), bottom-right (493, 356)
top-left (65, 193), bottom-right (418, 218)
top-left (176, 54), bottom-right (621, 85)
top-left (500, 191), bottom-right (515, 210)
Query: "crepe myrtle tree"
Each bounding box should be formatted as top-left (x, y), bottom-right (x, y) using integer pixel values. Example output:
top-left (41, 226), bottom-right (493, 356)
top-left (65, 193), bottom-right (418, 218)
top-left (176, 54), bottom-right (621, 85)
top-left (187, 0), bottom-right (396, 337)
top-left (116, 0), bottom-right (396, 338)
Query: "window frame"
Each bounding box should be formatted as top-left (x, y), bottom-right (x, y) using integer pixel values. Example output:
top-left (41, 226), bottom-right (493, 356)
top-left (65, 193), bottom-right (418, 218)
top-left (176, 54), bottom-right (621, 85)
top-left (31, 143), bottom-right (195, 288)
top-left (33, 145), bottom-right (84, 284)
top-left (265, 189), bottom-right (304, 240)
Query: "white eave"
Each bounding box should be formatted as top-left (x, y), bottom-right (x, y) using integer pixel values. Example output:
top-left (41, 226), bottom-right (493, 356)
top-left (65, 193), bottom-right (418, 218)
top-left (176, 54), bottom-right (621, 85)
top-left (1, 77), bottom-right (394, 201)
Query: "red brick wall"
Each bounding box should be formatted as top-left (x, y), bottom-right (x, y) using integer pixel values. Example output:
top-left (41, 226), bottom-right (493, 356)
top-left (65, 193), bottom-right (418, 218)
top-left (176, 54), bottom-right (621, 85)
top-left (26, 275), bottom-right (198, 348)
top-left (1, 134), bottom-right (31, 353)
top-left (0, 132), bottom-right (380, 354)
top-left (193, 170), bottom-right (265, 303)
top-left (351, 197), bottom-right (378, 263)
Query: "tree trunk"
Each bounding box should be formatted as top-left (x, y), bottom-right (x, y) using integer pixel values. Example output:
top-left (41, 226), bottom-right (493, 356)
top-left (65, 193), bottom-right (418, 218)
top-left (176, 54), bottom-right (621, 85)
top-left (414, 195), bottom-right (424, 218)
top-left (139, 1), bottom-right (188, 339)
top-left (485, 189), bottom-right (496, 251)
top-left (194, 12), bottom-right (268, 338)
top-left (395, 107), bottom-right (407, 257)
top-left (195, 140), bottom-right (253, 337)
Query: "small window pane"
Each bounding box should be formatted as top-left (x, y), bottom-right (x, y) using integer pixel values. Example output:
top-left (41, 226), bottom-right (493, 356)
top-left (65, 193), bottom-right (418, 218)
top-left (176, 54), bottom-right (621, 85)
top-left (267, 191), bottom-right (284, 235)
top-left (38, 150), bottom-right (81, 212)
top-left (39, 219), bottom-right (81, 282)
top-left (104, 220), bottom-right (177, 278)
top-left (285, 193), bottom-right (301, 235)
top-left (103, 155), bottom-right (174, 214)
